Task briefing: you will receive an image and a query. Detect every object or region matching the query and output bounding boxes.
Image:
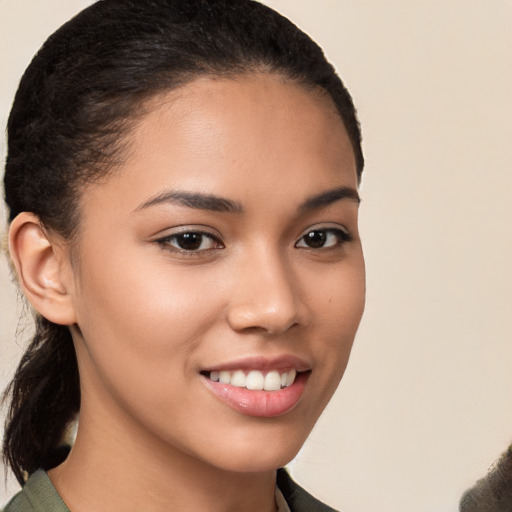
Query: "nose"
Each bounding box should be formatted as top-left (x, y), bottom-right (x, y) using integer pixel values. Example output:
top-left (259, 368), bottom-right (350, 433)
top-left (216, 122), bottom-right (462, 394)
top-left (226, 249), bottom-right (305, 335)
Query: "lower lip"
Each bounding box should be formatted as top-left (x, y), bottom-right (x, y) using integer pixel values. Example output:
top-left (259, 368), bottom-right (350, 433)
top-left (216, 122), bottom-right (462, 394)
top-left (201, 372), bottom-right (309, 418)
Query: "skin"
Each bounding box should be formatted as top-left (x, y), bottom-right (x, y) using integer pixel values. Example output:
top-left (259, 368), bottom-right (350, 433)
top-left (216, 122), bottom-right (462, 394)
top-left (11, 73), bottom-right (365, 512)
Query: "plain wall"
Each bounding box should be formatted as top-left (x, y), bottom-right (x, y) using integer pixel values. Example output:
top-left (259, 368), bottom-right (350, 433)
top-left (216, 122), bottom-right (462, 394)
top-left (1, 1), bottom-right (511, 511)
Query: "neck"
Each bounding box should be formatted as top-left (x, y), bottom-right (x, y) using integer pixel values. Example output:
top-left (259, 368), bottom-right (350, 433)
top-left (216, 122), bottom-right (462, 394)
top-left (48, 398), bottom-right (278, 512)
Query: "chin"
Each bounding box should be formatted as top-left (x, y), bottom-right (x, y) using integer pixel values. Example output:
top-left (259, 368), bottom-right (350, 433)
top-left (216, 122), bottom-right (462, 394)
top-left (213, 451), bottom-right (298, 474)
top-left (199, 428), bottom-right (308, 474)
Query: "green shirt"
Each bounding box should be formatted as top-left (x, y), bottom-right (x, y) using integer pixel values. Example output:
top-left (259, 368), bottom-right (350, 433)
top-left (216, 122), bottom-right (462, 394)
top-left (2, 468), bottom-right (337, 512)
top-left (2, 471), bottom-right (69, 512)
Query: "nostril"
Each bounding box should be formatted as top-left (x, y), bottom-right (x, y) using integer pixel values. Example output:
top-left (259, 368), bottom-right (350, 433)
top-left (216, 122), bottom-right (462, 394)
top-left (226, 293), bottom-right (303, 332)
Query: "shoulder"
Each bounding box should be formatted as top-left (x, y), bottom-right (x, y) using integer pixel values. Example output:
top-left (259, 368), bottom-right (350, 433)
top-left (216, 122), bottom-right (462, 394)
top-left (2, 491), bottom-right (34, 512)
top-left (2, 470), bottom-right (69, 512)
top-left (3, 467), bottom-right (336, 512)
top-left (277, 468), bottom-right (339, 512)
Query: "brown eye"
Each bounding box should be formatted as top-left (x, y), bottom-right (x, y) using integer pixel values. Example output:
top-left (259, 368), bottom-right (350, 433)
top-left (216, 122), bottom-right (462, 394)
top-left (175, 232), bottom-right (205, 251)
top-left (295, 228), bottom-right (351, 249)
top-left (303, 230), bottom-right (327, 248)
top-left (158, 231), bottom-right (224, 252)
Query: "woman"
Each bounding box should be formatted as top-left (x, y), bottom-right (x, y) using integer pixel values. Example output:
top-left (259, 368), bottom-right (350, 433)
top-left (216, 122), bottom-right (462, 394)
top-left (1, 0), bottom-right (365, 510)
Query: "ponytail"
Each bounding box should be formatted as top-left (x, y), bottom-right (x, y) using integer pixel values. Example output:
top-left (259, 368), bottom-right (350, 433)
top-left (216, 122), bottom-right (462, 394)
top-left (2, 316), bottom-right (80, 485)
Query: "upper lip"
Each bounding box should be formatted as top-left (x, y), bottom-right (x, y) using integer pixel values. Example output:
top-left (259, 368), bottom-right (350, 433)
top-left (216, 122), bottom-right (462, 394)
top-left (202, 354), bottom-right (311, 373)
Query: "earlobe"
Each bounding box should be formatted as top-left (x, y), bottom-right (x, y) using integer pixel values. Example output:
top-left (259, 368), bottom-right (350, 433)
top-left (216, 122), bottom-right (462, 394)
top-left (8, 212), bottom-right (77, 326)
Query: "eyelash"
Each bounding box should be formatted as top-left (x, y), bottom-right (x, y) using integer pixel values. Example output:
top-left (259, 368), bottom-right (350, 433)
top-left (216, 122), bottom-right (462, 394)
top-left (294, 228), bottom-right (352, 250)
top-left (156, 230), bottom-right (224, 254)
top-left (156, 227), bottom-right (352, 255)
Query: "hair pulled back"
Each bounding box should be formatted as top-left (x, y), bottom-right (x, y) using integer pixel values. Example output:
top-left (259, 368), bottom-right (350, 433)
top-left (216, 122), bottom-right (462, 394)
top-left (3, 0), bottom-right (364, 485)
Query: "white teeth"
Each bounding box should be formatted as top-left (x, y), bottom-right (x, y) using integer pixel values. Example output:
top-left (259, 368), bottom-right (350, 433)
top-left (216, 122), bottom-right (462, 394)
top-left (219, 371), bottom-right (231, 384)
top-left (246, 370), bottom-right (264, 390)
top-left (264, 371), bottom-right (282, 391)
top-left (286, 369), bottom-right (296, 387)
top-left (207, 369), bottom-right (299, 390)
top-left (230, 370), bottom-right (246, 388)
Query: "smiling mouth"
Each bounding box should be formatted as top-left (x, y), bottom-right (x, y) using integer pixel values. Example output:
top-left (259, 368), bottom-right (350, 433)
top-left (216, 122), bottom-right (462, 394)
top-left (202, 369), bottom-right (299, 391)
top-left (201, 367), bottom-right (310, 417)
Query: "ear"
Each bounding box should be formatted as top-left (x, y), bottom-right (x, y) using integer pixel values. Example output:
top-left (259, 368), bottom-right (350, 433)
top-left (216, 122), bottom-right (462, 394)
top-left (8, 212), bottom-right (77, 325)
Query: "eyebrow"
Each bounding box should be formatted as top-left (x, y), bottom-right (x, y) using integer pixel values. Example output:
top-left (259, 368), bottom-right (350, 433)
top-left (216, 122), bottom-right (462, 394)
top-left (134, 190), bottom-right (243, 213)
top-left (298, 186), bottom-right (360, 212)
top-left (134, 186), bottom-right (360, 214)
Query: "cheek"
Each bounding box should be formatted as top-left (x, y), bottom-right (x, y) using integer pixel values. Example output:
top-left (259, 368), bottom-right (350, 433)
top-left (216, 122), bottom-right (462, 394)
top-left (311, 254), bottom-right (366, 338)
top-left (78, 241), bottom-right (220, 330)
top-left (72, 249), bottom-right (225, 394)
top-left (309, 254), bottom-right (365, 383)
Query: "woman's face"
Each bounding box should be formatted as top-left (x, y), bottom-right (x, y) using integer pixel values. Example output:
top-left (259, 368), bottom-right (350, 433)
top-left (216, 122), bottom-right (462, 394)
top-left (67, 73), bottom-right (365, 473)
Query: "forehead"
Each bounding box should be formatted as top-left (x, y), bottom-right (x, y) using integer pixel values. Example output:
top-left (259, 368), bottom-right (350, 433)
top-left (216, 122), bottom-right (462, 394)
top-left (81, 73), bottom-right (357, 215)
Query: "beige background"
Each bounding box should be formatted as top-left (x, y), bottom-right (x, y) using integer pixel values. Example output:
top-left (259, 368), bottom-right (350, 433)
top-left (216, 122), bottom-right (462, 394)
top-left (1, 1), bottom-right (511, 511)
